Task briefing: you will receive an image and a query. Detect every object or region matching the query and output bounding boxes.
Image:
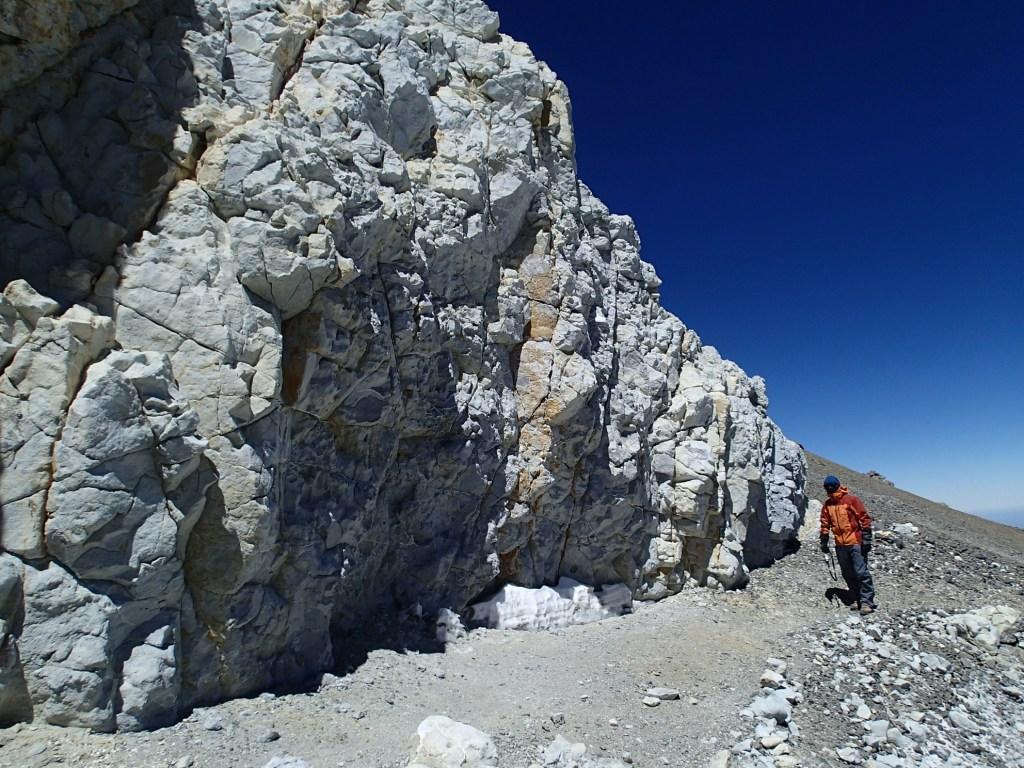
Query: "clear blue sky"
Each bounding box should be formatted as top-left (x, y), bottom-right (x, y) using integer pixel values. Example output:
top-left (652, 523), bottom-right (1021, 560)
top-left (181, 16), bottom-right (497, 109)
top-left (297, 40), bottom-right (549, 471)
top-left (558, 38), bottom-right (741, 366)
top-left (488, 2), bottom-right (1024, 524)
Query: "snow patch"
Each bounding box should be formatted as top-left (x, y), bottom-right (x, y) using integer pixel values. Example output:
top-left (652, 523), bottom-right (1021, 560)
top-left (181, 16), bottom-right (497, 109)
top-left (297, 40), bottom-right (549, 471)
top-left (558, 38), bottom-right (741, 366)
top-left (435, 608), bottom-right (468, 643)
top-left (468, 578), bottom-right (633, 631)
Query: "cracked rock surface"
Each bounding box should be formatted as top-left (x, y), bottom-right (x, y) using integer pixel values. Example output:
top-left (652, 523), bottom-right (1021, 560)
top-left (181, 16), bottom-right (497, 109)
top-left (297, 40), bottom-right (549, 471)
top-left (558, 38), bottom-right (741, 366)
top-left (1, 0), bottom-right (807, 730)
top-left (0, 457), bottom-right (1018, 767)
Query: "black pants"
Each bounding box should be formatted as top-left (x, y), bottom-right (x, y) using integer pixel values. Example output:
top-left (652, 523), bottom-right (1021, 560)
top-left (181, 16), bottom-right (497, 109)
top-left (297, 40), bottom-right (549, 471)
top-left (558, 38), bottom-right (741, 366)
top-left (836, 544), bottom-right (875, 607)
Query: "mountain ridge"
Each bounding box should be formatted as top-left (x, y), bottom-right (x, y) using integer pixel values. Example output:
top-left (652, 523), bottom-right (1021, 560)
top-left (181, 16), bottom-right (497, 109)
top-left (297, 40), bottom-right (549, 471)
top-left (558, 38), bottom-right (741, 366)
top-left (804, 451), bottom-right (1024, 565)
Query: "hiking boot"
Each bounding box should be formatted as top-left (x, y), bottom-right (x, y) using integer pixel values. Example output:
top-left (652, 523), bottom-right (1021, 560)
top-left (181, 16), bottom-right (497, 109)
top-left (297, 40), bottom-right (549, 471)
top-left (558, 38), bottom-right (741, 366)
top-left (860, 605), bottom-right (875, 615)
top-left (849, 603), bottom-right (861, 611)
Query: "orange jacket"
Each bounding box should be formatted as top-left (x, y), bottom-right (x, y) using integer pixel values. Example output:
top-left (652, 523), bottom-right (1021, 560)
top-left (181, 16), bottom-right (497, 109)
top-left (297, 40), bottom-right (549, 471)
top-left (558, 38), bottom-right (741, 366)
top-left (820, 486), bottom-right (872, 547)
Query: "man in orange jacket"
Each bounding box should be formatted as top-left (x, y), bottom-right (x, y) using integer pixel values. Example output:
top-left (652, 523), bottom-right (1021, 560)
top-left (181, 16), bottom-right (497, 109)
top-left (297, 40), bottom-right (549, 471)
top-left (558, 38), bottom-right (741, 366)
top-left (819, 474), bottom-right (876, 614)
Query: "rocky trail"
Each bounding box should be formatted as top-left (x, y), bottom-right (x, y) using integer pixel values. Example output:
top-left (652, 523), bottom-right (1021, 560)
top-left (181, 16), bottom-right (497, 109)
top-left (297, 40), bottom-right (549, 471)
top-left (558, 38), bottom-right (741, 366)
top-left (1, 458), bottom-right (1021, 768)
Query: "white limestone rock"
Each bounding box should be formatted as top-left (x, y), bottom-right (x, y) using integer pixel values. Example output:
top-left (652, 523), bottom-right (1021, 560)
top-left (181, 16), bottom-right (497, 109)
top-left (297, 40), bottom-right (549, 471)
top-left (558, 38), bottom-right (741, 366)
top-left (540, 735), bottom-right (631, 768)
top-left (0, 0), bottom-right (808, 729)
top-left (943, 606), bottom-right (1021, 652)
top-left (45, 351), bottom-right (206, 582)
top-left (750, 691), bottom-right (793, 724)
top-left (13, 557), bottom-right (117, 730)
top-left (408, 716), bottom-right (498, 768)
top-left (0, 344), bottom-right (207, 731)
top-left (892, 523), bottom-right (919, 538)
top-left (0, 304), bottom-right (115, 558)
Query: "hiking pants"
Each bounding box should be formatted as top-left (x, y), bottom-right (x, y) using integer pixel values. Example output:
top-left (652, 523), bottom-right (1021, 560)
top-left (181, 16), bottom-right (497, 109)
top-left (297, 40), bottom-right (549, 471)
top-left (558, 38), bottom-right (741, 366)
top-left (836, 544), bottom-right (875, 608)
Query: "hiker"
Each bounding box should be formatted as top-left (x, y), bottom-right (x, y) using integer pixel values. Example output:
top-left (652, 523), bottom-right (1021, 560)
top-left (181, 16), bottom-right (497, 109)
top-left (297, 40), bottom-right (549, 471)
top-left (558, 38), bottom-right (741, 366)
top-left (819, 475), bottom-right (876, 614)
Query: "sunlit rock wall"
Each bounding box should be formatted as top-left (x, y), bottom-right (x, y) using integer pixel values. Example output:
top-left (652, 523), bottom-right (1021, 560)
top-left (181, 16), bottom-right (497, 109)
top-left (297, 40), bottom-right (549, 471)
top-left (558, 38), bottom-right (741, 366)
top-left (0, 0), bottom-right (806, 730)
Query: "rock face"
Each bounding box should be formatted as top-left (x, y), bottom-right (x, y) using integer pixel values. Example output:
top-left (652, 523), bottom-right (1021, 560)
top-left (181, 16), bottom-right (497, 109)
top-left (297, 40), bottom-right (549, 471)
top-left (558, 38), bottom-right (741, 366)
top-left (0, 0), bottom-right (806, 730)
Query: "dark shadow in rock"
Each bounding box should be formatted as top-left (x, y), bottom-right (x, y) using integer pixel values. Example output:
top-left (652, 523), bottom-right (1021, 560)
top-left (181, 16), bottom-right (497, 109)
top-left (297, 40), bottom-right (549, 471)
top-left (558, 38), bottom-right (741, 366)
top-left (274, 273), bottom-right (473, 697)
top-left (330, 614), bottom-right (447, 677)
top-left (183, 475), bottom-right (244, 605)
top-left (747, 536), bottom-right (803, 576)
top-left (180, 456), bottom-right (249, 707)
top-left (0, 0), bottom-right (204, 306)
top-left (259, 611), bottom-right (448, 699)
top-left (0, 565), bottom-right (32, 726)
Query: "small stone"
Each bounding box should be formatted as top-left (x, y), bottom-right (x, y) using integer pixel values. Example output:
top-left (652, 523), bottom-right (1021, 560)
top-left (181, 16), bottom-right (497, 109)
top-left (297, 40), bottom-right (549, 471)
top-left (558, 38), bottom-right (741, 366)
top-left (263, 758), bottom-right (311, 768)
top-left (260, 729), bottom-right (281, 743)
top-left (855, 703), bottom-right (872, 720)
top-left (731, 739), bottom-right (752, 754)
top-left (174, 758), bottom-right (194, 768)
top-left (920, 653), bottom-right (949, 672)
top-left (760, 733), bottom-right (787, 749)
top-left (874, 755), bottom-right (906, 768)
top-left (642, 696), bottom-right (661, 707)
top-left (550, 712), bottom-right (565, 725)
top-left (750, 691), bottom-right (792, 724)
top-left (200, 712), bottom-right (226, 731)
top-left (837, 746), bottom-right (863, 764)
top-left (708, 749), bottom-right (731, 768)
top-left (608, 718), bottom-right (619, 727)
top-left (886, 727), bottom-right (910, 748)
top-left (760, 670), bottom-right (785, 689)
top-left (948, 709), bottom-right (981, 733)
top-left (645, 687), bottom-right (680, 700)
top-left (319, 673), bottom-right (344, 689)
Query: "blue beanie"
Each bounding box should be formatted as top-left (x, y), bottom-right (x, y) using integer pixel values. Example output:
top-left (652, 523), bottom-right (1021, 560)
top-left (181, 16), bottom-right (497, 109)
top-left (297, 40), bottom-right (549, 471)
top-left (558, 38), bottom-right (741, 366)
top-left (823, 475), bottom-right (840, 488)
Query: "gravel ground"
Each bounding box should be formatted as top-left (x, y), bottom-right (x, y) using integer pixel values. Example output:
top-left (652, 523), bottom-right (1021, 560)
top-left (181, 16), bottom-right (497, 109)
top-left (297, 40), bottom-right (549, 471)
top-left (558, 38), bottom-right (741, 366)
top-left (1, 455), bottom-right (1021, 768)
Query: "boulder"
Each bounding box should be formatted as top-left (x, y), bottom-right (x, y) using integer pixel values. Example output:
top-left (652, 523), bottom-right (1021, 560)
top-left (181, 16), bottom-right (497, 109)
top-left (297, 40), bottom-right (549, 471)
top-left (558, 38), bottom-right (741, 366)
top-left (408, 716), bottom-right (498, 768)
top-left (944, 606), bottom-right (1021, 652)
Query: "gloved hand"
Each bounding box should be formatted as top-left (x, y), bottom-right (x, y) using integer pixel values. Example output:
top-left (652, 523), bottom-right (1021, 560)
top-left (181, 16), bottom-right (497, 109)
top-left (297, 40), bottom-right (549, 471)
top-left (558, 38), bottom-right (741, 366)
top-left (861, 528), bottom-right (873, 559)
top-left (819, 534), bottom-right (829, 553)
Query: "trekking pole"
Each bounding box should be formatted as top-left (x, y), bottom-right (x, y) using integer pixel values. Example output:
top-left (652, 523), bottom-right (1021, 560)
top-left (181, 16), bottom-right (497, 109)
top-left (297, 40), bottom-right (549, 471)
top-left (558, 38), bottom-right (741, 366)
top-left (824, 548), bottom-right (838, 582)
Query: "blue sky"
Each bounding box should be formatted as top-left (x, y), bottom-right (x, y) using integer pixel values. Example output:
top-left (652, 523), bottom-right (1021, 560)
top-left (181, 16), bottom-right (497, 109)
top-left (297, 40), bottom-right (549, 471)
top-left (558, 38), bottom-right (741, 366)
top-left (488, 2), bottom-right (1024, 524)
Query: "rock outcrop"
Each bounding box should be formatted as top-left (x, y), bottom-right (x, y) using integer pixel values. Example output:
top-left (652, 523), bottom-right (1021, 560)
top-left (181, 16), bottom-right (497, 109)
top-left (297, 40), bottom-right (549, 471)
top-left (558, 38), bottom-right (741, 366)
top-left (0, 0), bottom-right (806, 730)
